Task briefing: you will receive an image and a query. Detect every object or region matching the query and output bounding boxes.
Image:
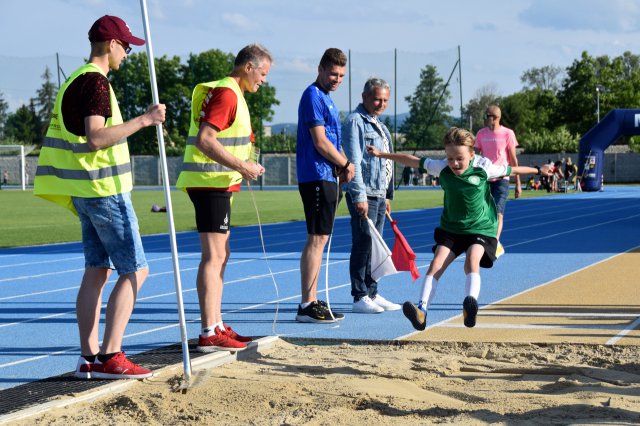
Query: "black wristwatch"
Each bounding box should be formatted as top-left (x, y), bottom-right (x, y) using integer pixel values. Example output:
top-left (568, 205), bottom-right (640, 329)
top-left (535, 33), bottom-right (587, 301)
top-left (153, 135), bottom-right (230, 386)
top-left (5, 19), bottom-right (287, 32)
top-left (535, 166), bottom-right (541, 175)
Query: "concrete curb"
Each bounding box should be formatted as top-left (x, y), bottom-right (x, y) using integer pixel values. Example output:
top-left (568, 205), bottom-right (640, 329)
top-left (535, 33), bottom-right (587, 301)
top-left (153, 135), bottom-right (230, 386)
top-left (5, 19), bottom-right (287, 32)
top-left (0, 336), bottom-right (280, 425)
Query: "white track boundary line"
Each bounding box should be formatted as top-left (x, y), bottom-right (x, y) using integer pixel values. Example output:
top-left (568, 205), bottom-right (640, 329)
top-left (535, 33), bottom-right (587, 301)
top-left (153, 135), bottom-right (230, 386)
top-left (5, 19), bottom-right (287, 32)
top-left (396, 246), bottom-right (640, 343)
top-left (0, 281), bottom-right (350, 370)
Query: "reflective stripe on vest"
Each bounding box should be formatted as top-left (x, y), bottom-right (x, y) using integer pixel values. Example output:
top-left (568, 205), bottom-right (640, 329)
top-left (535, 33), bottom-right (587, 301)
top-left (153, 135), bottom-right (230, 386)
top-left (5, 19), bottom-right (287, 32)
top-left (42, 136), bottom-right (127, 153)
top-left (185, 135), bottom-right (251, 147)
top-left (36, 163), bottom-right (132, 180)
top-left (33, 63), bottom-right (132, 214)
top-left (176, 76), bottom-right (252, 191)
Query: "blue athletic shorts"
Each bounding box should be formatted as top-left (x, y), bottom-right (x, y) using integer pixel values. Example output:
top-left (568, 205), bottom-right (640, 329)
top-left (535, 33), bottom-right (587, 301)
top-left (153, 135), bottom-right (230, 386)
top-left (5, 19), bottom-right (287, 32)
top-left (489, 179), bottom-right (510, 214)
top-left (72, 192), bottom-right (148, 275)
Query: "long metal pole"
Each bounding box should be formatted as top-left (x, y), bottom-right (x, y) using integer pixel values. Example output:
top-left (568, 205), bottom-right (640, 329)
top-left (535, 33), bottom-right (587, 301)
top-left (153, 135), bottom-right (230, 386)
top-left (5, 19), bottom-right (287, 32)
top-left (458, 45), bottom-right (463, 127)
top-left (139, 0), bottom-right (191, 383)
top-left (348, 49), bottom-right (352, 112)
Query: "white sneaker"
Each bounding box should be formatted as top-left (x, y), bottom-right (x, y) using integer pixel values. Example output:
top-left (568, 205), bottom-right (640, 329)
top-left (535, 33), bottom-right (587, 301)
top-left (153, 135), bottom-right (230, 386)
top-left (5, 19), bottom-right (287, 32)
top-left (372, 294), bottom-right (401, 311)
top-left (353, 296), bottom-right (384, 313)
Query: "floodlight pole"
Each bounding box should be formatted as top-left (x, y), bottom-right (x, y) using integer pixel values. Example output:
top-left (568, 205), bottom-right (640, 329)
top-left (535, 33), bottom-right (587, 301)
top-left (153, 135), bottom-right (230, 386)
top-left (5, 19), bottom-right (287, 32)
top-left (139, 0), bottom-right (191, 383)
top-left (596, 86), bottom-right (601, 123)
top-left (20, 145), bottom-right (25, 190)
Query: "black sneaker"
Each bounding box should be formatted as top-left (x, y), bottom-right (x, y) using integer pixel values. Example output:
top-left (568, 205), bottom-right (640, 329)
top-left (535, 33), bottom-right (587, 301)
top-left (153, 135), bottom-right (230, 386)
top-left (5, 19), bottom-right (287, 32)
top-left (316, 300), bottom-right (345, 321)
top-left (296, 301), bottom-right (339, 323)
top-left (463, 296), bottom-right (478, 328)
top-left (403, 301), bottom-right (427, 331)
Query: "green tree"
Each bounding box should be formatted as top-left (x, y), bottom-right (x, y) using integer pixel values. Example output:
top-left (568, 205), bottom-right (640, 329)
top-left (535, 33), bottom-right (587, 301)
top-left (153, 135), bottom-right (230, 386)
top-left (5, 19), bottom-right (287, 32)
top-left (32, 66), bottom-right (57, 138)
top-left (4, 101), bottom-right (40, 145)
top-left (498, 88), bottom-right (559, 139)
top-left (184, 49), bottom-right (234, 89)
top-left (400, 64), bottom-right (452, 149)
top-left (521, 65), bottom-right (563, 92)
top-left (246, 83), bottom-right (280, 144)
top-left (109, 52), bottom-right (191, 154)
top-left (0, 91), bottom-right (8, 139)
top-left (519, 126), bottom-right (579, 153)
top-left (557, 52), bottom-right (600, 135)
top-left (462, 84), bottom-right (499, 133)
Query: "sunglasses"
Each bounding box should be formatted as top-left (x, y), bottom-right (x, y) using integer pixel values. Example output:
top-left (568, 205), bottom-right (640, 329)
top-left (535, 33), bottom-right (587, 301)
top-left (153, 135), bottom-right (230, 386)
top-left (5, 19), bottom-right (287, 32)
top-left (485, 114), bottom-right (499, 119)
top-left (116, 40), bottom-right (132, 54)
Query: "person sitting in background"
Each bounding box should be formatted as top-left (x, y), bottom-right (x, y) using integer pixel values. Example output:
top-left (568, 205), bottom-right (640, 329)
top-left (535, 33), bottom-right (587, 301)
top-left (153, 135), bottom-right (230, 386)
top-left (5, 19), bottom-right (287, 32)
top-left (552, 160), bottom-right (564, 192)
top-left (565, 157), bottom-right (577, 188)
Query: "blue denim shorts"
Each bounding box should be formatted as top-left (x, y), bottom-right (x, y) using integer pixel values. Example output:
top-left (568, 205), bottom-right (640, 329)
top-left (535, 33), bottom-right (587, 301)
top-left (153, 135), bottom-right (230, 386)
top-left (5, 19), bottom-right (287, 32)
top-left (489, 179), bottom-right (510, 214)
top-left (72, 192), bottom-right (147, 275)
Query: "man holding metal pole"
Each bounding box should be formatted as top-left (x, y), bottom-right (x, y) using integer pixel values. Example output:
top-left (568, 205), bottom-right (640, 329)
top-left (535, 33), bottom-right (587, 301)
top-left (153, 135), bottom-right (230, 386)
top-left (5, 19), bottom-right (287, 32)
top-left (34, 15), bottom-right (165, 379)
top-left (176, 44), bottom-right (271, 352)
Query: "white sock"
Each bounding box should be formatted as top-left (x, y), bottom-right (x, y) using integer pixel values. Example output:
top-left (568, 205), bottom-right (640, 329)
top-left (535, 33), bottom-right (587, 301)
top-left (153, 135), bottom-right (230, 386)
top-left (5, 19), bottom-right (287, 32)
top-left (201, 322), bottom-right (225, 337)
top-left (300, 301), bottom-right (312, 309)
top-left (465, 273), bottom-right (481, 300)
top-left (419, 275), bottom-right (438, 309)
top-left (201, 325), bottom-right (215, 337)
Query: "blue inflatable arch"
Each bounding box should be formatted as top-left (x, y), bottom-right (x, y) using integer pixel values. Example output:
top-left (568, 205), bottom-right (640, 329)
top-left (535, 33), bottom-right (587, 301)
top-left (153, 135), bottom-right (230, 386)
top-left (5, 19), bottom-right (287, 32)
top-left (578, 108), bottom-right (640, 191)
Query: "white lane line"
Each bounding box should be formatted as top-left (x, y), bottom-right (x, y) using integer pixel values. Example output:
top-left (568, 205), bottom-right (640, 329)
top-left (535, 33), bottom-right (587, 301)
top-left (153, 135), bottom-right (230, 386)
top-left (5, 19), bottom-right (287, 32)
top-left (606, 317), bottom-right (640, 345)
top-left (0, 259), bottom-right (349, 329)
top-left (0, 282), bottom-right (351, 370)
top-left (397, 246), bottom-right (640, 342)
top-left (480, 311), bottom-right (639, 318)
top-left (438, 323), bottom-right (631, 330)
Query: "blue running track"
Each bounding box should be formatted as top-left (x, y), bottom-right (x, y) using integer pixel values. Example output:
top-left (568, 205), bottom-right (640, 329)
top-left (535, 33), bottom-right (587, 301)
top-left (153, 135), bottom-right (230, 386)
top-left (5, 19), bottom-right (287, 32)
top-left (1, 187), bottom-right (639, 390)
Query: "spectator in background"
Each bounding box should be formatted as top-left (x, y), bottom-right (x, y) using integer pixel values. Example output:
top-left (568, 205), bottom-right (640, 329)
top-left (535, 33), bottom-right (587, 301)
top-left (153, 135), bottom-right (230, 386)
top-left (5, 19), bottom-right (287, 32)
top-left (342, 77), bottom-right (400, 314)
top-left (295, 48), bottom-right (354, 323)
top-left (475, 105), bottom-right (520, 258)
top-left (565, 157), bottom-right (577, 188)
top-left (552, 160), bottom-right (564, 192)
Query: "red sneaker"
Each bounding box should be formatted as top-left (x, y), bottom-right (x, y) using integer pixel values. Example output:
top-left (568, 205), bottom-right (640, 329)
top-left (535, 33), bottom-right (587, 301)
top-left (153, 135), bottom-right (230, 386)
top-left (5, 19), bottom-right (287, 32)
top-left (196, 329), bottom-right (247, 353)
top-left (223, 324), bottom-right (252, 343)
top-left (92, 352), bottom-right (153, 379)
top-left (74, 356), bottom-right (93, 379)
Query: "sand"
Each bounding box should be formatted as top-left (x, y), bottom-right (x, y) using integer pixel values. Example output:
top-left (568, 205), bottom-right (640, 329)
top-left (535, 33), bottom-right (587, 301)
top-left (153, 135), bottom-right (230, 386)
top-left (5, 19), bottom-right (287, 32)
top-left (13, 339), bottom-right (640, 425)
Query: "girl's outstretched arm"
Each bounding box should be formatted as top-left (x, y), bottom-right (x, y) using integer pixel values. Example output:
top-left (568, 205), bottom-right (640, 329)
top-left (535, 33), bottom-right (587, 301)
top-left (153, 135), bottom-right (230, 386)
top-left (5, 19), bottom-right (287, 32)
top-left (367, 145), bottom-right (421, 169)
top-left (510, 164), bottom-right (553, 177)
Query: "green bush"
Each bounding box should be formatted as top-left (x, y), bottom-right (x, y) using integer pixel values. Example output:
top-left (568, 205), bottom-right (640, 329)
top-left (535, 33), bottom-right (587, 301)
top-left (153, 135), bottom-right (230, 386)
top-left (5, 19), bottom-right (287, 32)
top-left (520, 126), bottom-right (579, 153)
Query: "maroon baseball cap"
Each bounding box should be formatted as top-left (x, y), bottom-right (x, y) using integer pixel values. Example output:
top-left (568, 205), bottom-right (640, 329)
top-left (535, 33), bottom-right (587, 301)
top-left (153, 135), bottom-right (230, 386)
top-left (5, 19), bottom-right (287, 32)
top-left (88, 15), bottom-right (145, 46)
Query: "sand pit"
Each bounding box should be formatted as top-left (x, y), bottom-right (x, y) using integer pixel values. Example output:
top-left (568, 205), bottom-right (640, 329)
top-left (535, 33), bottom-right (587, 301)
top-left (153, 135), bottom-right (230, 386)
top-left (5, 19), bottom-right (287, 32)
top-left (11, 339), bottom-right (640, 425)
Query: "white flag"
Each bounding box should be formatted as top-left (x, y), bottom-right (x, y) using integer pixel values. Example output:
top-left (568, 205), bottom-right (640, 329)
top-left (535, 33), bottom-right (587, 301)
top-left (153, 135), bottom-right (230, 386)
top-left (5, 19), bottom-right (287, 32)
top-left (368, 218), bottom-right (398, 281)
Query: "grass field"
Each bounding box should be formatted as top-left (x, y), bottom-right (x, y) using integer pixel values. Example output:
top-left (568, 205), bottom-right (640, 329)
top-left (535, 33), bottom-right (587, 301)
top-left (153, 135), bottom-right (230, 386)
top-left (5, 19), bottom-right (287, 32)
top-left (0, 186), bottom-right (556, 248)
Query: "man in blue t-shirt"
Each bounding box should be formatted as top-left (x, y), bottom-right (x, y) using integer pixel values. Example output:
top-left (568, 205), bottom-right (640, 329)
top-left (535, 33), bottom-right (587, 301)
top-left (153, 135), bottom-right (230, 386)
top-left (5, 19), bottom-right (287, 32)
top-left (295, 48), bottom-right (355, 323)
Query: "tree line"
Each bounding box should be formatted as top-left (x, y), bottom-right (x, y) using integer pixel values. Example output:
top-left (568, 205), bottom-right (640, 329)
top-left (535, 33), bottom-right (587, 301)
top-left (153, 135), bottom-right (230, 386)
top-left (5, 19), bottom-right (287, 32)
top-left (1, 49), bottom-right (639, 155)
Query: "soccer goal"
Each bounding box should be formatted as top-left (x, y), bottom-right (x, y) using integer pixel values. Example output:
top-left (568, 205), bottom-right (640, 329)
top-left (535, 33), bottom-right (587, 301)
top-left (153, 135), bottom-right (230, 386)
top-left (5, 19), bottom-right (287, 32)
top-left (0, 144), bottom-right (34, 190)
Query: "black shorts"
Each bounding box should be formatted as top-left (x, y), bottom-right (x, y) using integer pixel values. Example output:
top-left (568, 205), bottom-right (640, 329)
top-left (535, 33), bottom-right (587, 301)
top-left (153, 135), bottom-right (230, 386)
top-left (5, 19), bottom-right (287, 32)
top-left (298, 180), bottom-right (342, 235)
top-left (433, 227), bottom-right (497, 268)
top-left (187, 190), bottom-right (232, 234)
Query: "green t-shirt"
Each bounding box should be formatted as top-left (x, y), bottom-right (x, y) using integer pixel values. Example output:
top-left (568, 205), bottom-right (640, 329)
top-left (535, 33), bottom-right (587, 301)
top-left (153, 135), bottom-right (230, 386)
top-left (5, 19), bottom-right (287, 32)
top-left (420, 155), bottom-right (511, 237)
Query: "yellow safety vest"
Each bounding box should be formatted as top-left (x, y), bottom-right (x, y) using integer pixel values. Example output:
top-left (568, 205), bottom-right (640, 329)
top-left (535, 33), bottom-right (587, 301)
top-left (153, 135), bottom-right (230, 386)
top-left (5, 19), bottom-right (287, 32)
top-left (176, 76), bottom-right (252, 190)
top-left (33, 63), bottom-right (132, 214)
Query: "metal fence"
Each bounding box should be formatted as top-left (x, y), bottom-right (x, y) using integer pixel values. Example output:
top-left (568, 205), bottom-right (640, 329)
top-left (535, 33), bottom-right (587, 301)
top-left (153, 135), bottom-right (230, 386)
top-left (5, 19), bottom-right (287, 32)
top-left (2, 152), bottom-right (639, 188)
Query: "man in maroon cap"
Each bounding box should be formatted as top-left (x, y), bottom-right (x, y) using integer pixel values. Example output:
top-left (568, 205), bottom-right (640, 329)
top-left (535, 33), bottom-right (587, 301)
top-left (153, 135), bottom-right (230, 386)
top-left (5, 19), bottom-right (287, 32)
top-left (34, 15), bottom-right (165, 380)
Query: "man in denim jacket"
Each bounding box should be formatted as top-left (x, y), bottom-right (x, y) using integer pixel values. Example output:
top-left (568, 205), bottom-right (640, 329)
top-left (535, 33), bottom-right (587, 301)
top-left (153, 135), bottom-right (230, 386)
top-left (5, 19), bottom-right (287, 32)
top-left (342, 78), bottom-right (401, 314)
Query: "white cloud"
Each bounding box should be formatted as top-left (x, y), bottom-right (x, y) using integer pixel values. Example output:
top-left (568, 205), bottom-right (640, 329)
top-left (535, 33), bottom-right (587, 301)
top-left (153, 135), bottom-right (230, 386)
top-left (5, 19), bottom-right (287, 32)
top-left (520, 0), bottom-right (640, 32)
top-left (277, 57), bottom-right (315, 73)
top-left (221, 13), bottom-right (252, 32)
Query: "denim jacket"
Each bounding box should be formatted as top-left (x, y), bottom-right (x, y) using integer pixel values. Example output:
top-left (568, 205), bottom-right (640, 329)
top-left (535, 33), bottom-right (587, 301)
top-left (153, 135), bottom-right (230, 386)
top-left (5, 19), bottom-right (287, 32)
top-left (342, 103), bottom-right (394, 203)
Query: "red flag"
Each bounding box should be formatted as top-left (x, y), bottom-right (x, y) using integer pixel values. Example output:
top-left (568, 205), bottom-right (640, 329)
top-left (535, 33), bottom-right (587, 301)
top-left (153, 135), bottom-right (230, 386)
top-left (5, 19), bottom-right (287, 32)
top-left (389, 218), bottom-right (420, 281)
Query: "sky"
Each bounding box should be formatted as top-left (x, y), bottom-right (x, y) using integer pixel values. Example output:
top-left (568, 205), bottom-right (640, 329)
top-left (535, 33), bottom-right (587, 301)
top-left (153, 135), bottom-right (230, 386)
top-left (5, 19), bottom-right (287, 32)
top-left (2, 0), bottom-right (640, 124)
